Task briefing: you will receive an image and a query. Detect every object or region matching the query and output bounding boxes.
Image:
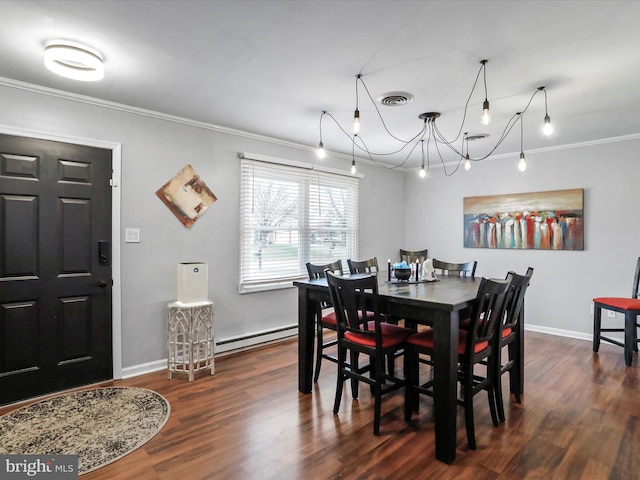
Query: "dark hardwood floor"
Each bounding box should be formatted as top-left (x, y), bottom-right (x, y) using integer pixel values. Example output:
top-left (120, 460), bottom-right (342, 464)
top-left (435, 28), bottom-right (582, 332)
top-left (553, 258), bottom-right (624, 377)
top-left (2, 331), bottom-right (639, 479)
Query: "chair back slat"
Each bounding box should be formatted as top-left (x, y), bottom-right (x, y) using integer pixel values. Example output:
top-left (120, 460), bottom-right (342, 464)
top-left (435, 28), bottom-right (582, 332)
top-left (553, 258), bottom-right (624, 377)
top-left (347, 257), bottom-right (379, 274)
top-left (306, 260), bottom-right (343, 280)
top-left (326, 272), bottom-right (381, 343)
top-left (632, 257), bottom-right (640, 299)
top-left (432, 258), bottom-right (477, 278)
top-left (307, 260), bottom-right (343, 310)
top-left (400, 249), bottom-right (428, 264)
top-left (501, 267), bottom-right (534, 332)
top-left (466, 277), bottom-right (511, 357)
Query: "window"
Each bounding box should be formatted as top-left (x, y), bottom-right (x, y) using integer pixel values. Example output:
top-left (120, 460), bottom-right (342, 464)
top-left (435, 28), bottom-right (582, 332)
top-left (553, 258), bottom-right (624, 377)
top-left (239, 154), bottom-right (359, 293)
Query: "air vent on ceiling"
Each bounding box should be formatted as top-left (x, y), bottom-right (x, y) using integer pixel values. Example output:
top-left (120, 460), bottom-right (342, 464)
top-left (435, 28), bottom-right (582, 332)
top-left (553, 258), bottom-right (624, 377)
top-left (377, 91), bottom-right (414, 106)
top-left (466, 133), bottom-right (490, 141)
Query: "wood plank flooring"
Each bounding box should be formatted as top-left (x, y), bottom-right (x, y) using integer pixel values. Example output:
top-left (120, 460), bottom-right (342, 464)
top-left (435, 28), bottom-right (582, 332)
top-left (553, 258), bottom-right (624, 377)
top-left (2, 331), bottom-right (639, 479)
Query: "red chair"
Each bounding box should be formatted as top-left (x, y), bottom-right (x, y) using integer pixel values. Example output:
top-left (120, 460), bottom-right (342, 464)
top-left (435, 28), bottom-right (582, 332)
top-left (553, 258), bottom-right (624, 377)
top-left (404, 276), bottom-right (511, 449)
top-left (327, 271), bottom-right (413, 435)
top-left (593, 257), bottom-right (640, 366)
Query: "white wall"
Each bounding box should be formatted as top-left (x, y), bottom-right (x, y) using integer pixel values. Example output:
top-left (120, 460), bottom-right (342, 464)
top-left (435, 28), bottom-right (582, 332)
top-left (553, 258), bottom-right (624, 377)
top-left (0, 82), bottom-right (405, 373)
top-left (404, 137), bottom-right (640, 339)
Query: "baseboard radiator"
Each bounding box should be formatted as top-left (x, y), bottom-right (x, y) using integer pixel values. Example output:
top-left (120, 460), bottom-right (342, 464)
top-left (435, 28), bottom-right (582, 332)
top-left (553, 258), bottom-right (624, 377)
top-left (215, 324), bottom-right (298, 356)
top-left (122, 324), bottom-right (299, 379)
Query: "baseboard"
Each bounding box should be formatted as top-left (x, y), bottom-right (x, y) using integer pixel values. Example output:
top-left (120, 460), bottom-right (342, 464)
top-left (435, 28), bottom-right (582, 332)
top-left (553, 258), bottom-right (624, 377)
top-left (121, 324), bottom-right (298, 379)
top-left (120, 323), bottom-right (594, 380)
top-left (525, 323), bottom-right (592, 342)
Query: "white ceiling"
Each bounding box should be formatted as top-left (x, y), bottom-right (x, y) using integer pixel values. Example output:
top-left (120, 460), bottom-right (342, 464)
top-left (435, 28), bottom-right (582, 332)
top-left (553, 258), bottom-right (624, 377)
top-left (1, 0), bottom-right (639, 171)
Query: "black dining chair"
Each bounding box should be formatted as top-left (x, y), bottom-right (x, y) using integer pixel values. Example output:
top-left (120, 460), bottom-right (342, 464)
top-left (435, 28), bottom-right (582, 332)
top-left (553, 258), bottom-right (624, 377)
top-left (348, 256), bottom-right (404, 374)
top-left (432, 258), bottom-right (477, 278)
top-left (593, 257), bottom-right (640, 366)
top-left (399, 249), bottom-right (428, 265)
top-left (347, 257), bottom-right (381, 274)
top-left (306, 260), bottom-right (346, 385)
top-left (404, 275), bottom-right (511, 450)
top-left (493, 267), bottom-right (533, 422)
top-left (327, 271), bottom-right (413, 435)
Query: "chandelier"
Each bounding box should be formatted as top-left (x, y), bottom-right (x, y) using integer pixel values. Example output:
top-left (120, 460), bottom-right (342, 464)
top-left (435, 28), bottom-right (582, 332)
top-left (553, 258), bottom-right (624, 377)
top-left (316, 60), bottom-right (553, 176)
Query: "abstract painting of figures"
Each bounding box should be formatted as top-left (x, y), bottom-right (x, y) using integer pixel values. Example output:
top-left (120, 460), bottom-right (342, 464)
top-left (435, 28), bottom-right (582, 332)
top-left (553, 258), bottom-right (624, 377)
top-left (463, 188), bottom-right (584, 250)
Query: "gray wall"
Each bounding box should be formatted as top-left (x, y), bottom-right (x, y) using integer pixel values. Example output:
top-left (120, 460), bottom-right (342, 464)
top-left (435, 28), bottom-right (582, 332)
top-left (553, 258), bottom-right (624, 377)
top-left (2, 81), bottom-right (637, 374)
top-left (404, 137), bottom-right (640, 339)
top-left (0, 82), bottom-right (405, 374)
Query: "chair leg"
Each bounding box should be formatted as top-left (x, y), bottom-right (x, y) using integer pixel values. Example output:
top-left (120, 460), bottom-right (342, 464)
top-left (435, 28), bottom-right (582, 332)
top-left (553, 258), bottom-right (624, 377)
top-left (508, 340), bottom-right (522, 403)
top-left (463, 377), bottom-right (476, 450)
top-left (333, 347), bottom-right (347, 414)
top-left (373, 354), bottom-right (384, 436)
top-left (487, 357), bottom-right (499, 427)
top-left (313, 323), bottom-right (324, 383)
top-left (350, 350), bottom-right (359, 398)
top-left (494, 351), bottom-right (506, 423)
top-left (387, 352), bottom-right (395, 377)
top-left (624, 312), bottom-right (635, 367)
top-left (593, 305), bottom-right (601, 352)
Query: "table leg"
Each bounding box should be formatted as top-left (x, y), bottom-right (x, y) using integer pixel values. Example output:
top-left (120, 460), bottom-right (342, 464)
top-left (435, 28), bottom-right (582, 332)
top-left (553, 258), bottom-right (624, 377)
top-left (432, 310), bottom-right (459, 464)
top-left (298, 287), bottom-right (316, 393)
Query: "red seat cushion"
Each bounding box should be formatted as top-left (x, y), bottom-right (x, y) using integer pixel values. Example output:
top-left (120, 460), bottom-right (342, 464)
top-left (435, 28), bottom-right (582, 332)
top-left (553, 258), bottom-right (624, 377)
top-left (407, 328), bottom-right (489, 354)
top-left (344, 322), bottom-right (413, 348)
top-left (323, 310), bottom-right (377, 327)
top-left (593, 297), bottom-right (640, 311)
top-left (501, 327), bottom-right (513, 338)
top-left (321, 311), bottom-right (338, 326)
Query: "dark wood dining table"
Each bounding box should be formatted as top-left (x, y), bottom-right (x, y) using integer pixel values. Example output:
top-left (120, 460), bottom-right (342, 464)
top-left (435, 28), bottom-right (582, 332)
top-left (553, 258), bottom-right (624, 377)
top-left (293, 273), bottom-right (522, 464)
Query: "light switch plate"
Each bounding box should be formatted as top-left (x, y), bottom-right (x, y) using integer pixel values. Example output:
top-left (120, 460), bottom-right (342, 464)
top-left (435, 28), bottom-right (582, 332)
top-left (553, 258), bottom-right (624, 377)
top-left (125, 228), bottom-right (141, 243)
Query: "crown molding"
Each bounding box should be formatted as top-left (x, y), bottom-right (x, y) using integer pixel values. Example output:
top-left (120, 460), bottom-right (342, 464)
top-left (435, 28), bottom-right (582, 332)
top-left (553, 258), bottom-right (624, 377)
top-left (1, 76), bottom-right (639, 172)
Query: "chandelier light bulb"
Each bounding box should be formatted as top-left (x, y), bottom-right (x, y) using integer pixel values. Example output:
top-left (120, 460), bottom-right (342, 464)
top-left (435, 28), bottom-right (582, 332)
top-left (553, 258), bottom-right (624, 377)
top-left (464, 155), bottom-right (471, 171)
top-left (353, 109), bottom-right (360, 134)
top-left (350, 159), bottom-right (356, 175)
top-left (317, 141), bottom-right (326, 159)
top-left (419, 163), bottom-right (426, 178)
top-left (481, 99), bottom-right (490, 126)
top-left (518, 152), bottom-right (527, 172)
top-left (543, 114), bottom-right (553, 136)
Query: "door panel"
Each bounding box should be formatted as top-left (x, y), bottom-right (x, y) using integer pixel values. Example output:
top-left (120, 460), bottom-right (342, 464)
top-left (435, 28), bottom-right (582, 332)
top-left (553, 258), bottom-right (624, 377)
top-left (0, 134), bottom-right (112, 405)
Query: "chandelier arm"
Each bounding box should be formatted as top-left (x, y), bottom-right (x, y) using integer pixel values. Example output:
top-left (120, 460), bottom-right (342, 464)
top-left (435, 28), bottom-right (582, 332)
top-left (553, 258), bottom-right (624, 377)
top-left (431, 122), bottom-right (465, 157)
top-left (353, 121), bottom-right (426, 156)
top-left (323, 110), bottom-right (427, 157)
top-left (431, 122), bottom-right (464, 176)
top-left (471, 86), bottom-right (540, 160)
top-left (356, 128), bottom-right (427, 170)
top-left (432, 62), bottom-right (485, 146)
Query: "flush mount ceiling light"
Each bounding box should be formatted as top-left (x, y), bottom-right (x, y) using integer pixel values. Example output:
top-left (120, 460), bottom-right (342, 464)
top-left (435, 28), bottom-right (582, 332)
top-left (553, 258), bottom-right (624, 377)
top-left (44, 42), bottom-right (104, 81)
top-left (317, 60), bottom-right (553, 176)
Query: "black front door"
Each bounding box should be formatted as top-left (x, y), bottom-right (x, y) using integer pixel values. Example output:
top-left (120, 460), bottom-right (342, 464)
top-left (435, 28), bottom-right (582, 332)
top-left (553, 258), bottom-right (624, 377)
top-left (0, 134), bottom-right (113, 405)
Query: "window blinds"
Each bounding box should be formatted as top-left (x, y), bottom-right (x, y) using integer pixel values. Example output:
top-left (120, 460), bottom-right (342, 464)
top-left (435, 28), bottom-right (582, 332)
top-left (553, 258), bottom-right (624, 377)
top-left (239, 156), bottom-right (359, 293)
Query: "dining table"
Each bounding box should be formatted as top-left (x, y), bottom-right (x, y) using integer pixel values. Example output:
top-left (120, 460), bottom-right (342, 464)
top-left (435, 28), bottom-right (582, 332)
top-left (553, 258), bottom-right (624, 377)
top-left (293, 273), bottom-right (525, 464)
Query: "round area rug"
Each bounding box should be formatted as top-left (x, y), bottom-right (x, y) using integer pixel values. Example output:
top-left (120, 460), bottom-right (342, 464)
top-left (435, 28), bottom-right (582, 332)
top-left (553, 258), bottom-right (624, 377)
top-left (0, 387), bottom-right (170, 475)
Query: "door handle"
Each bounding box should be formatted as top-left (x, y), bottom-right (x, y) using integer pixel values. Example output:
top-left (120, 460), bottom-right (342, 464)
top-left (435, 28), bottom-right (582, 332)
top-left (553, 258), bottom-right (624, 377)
top-left (93, 279), bottom-right (109, 288)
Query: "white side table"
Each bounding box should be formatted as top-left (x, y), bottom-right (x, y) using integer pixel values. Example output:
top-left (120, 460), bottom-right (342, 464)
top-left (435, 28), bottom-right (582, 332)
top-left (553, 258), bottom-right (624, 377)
top-left (167, 300), bottom-right (215, 381)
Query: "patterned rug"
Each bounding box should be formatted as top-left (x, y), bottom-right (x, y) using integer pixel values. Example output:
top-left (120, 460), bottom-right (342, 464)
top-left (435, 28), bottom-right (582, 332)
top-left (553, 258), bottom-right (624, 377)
top-left (0, 387), bottom-right (170, 475)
